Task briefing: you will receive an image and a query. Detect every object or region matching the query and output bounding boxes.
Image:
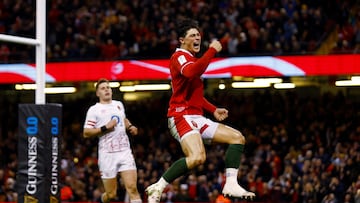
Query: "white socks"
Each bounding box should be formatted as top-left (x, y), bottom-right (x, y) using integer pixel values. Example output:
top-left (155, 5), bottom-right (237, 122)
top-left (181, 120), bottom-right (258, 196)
top-left (225, 168), bottom-right (239, 182)
top-left (157, 177), bottom-right (169, 190)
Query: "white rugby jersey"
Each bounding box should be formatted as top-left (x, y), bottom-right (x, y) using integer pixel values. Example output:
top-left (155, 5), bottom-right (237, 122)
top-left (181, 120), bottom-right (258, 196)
top-left (84, 100), bottom-right (130, 153)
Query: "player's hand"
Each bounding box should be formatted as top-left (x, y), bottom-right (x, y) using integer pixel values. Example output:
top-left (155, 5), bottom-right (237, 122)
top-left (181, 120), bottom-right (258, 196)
top-left (127, 125), bottom-right (138, 136)
top-left (209, 40), bottom-right (222, 52)
top-left (106, 119), bottom-right (117, 131)
top-left (213, 108), bottom-right (228, 121)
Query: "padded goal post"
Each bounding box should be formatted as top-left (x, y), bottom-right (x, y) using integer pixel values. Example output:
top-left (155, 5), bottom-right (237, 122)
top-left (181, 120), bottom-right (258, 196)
top-left (17, 104), bottom-right (62, 203)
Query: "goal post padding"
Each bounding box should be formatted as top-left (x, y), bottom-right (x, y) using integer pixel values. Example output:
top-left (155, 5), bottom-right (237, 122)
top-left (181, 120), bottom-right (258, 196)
top-left (17, 104), bottom-right (62, 203)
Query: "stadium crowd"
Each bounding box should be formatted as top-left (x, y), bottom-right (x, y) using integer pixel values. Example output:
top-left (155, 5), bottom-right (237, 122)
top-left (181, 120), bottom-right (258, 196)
top-left (0, 88), bottom-right (359, 203)
top-left (0, 0), bottom-right (359, 63)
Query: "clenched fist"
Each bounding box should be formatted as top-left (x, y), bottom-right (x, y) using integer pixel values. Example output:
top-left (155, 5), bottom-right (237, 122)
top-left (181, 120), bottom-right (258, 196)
top-left (209, 40), bottom-right (222, 52)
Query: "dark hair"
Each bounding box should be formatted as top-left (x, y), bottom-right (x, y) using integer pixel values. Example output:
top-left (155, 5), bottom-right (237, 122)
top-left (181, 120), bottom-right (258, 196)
top-left (95, 78), bottom-right (109, 90)
top-left (176, 18), bottom-right (200, 38)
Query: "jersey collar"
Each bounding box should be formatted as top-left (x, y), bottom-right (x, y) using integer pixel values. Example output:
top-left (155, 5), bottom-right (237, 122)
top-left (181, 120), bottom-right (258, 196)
top-left (176, 48), bottom-right (194, 57)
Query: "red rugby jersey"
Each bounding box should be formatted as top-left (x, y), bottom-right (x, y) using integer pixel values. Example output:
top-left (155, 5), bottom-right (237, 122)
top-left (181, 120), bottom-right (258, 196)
top-left (167, 47), bottom-right (217, 117)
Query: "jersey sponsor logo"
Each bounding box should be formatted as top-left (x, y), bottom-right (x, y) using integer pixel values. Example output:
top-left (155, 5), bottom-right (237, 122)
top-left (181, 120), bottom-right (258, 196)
top-left (111, 115), bottom-right (120, 124)
top-left (175, 107), bottom-right (185, 112)
top-left (177, 55), bottom-right (187, 65)
top-left (191, 120), bottom-right (198, 128)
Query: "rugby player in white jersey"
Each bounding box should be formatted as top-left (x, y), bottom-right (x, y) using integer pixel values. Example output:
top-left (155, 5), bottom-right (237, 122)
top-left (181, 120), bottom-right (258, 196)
top-left (83, 78), bottom-right (142, 203)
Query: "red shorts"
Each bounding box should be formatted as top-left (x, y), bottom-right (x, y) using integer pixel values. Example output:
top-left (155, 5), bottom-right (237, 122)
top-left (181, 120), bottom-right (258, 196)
top-left (168, 115), bottom-right (219, 142)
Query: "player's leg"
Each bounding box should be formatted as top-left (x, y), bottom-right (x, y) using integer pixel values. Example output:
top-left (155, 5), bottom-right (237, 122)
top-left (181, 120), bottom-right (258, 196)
top-left (146, 116), bottom-right (206, 203)
top-left (212, 123), bottom-right (255, 199)
top-left (146, 133), bottom-right (205, 203)
top-left (120, 170), bottom-right (142, 203)
top-left (180, 132), bottom-right (206, 168)
top-left (98, 152), bottom-right (121, 203)
top-left (101, 178), bottom-right (118, 203)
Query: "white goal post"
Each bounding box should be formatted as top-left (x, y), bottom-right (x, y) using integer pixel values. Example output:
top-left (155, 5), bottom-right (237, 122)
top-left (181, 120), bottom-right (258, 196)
top-left (0, 0), bottom-right (46, 104)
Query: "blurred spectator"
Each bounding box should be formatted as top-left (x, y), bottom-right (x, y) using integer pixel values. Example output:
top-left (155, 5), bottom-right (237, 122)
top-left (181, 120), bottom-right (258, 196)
top-left (355, 189), bottom-right (360, 203)
top-left (3, 177), bottom-right (17, 202)
top-left (0, 44), bottom-right (10, 63)
top-left (101, 38), bottom-right (119, 60)
top-left (187, 173), bottom-right (198, 200)
top-left (60, 184), bottom-right (74, 201)
top-left (197, 175), bottom-right (210, 202)
top-left (172, 183), bottom-right (193, 202)
top-left (321, 192), bottom-right (338, 203)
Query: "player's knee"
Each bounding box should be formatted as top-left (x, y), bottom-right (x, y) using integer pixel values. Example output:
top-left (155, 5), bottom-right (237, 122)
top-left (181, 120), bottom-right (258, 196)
top-left (193, 155), bottom-right (206, 166)
top-left (188, 152), bottom-right (206, 167)
top-left (233, 131), bottom-right (246, 144)
top-left (239, 132), bottom-right (246, 143)
top-left (126, 183), bottom-right (138, 195)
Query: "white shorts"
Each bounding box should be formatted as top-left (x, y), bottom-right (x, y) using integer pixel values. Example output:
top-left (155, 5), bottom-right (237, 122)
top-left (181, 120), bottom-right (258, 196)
top-left (98, 148), bottom-right (137, 179)
top-left (168, 115), bottom-right (219, 143)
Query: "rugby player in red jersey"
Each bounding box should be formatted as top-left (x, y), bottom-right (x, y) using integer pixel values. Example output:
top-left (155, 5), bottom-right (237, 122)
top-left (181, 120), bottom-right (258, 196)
top-left (146, 18), bottom-right (255, 203)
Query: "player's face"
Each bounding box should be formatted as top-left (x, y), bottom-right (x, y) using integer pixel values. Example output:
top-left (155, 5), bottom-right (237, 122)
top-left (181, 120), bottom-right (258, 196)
top-left (96, 82), bottom-right (112, 102)
top-left (180, 28), bottom-right (201, 54)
